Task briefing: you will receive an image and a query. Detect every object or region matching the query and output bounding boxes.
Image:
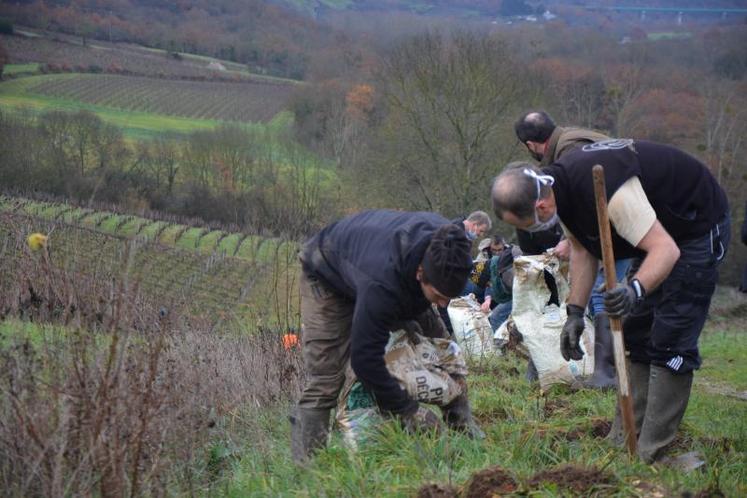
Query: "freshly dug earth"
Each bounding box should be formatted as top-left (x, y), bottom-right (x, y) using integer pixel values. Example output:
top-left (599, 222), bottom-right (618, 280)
top-left (416, 483), bottom-right (459, 498)
top-left (565, 418), bottom-right (612, 441)
top-left (464, 466), bottom-right (518, 498)
top-left (526, 465), bottom-right (613, 494)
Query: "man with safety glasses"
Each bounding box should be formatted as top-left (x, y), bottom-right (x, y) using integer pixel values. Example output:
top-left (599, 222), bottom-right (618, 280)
top-left (490, 139), bottom-right (729, 465)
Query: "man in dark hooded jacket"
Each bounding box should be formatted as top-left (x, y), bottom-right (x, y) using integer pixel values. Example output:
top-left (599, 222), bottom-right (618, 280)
top-left (291, 209), bottom-right (482, 463)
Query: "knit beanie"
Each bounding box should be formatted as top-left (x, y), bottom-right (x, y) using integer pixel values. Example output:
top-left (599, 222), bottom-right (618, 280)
top-left (422, 224), bottom-right (473, 297)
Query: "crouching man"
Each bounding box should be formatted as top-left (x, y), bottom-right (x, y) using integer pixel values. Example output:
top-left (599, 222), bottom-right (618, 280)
top-left (491, 139), bottom-right (729, 464)
top-left (291, 209), bottom-right (484, 463)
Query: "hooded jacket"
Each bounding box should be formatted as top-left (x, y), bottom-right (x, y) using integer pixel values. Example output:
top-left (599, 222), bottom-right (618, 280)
top-left (300, 209), bottom-right (454, 414)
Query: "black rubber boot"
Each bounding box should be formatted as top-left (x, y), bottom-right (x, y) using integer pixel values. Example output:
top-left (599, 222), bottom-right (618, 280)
top-left (441, 376), bottom-right (486, 439)
top-left (637, 365), bottom-right (694, 464)
top-left (584, 313), bottom-right (617, 390)
top-left (290, 406), bottom-right (331, 464)
top-left (607, 361), bottom-right (649, 447)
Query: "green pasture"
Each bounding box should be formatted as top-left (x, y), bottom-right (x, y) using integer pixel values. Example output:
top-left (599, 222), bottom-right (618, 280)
top-left (3, 63), bottom-right (41, 76)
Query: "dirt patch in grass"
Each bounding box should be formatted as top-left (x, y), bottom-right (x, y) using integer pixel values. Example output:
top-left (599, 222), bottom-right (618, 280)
top-left (415, 483), bottom-right (459, 498)
top-left (464, 466), bottom-right (518, 498)
top-left (565, 418), bottom-right (612, 441)
top-left (543, 398), bottom-right (571, 418)
top-left (526, 465), bottom-right (613, 495)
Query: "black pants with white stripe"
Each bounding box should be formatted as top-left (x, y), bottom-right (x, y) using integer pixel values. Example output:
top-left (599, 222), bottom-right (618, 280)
top-left (623, 216), bottom-right (730, 374)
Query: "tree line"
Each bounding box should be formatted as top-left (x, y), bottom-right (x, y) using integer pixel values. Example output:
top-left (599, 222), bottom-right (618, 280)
top-left (0, 109), bottom-right (338, 238)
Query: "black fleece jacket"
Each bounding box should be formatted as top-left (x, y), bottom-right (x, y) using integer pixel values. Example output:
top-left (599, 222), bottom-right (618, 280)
top-left (300, 209), bottom-right (451, 415)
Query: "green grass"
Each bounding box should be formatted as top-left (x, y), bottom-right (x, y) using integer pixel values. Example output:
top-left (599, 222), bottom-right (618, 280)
top-left (219, 305), bottom-right (746, 497)
top-left (3, 63), bottom-right (41, 76)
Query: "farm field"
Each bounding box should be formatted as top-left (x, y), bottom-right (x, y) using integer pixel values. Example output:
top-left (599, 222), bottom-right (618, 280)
top-left (0, 195), bottom-right (291, 262)
top-left (0, 197), bottom-right (300, 326)
top-left (0, 74), bottom-right (295, 138)
top-left (26, 73), bottom-right (292, 123)
top-left (1, 29), bottom-right (301, 84)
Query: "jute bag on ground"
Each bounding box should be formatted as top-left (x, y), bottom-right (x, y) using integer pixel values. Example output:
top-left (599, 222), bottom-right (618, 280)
top-left (510, 254), bottom-right (595, 391)
top-left (336, 330), bottom-right (467, 450)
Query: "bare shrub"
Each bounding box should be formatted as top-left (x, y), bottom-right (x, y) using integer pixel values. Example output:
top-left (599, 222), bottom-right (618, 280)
top-left (0, 214), bottom-right (302, 497)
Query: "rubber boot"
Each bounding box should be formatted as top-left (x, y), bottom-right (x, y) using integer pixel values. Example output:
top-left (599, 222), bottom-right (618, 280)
top-left (289, 406), bottom-right (331, 464)
top-left (607, 361), bottom-right (649, 447)
top-left (584, 313), bottom-right (617, 390)
top-left (441, 376), bottom-right (486, 439)
top-left (637, 365), bottom-right (693, 464)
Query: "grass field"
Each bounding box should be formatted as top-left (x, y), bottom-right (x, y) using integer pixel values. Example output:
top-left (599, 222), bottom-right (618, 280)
top-left (222, 294), bottom-right (747, 497)
top-left (0, 74), bottom-right (295, 139)
top-left (27, 73), bottom-right (292, 123)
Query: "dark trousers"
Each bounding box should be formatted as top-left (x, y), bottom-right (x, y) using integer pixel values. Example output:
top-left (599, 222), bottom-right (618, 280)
top-left (623, 217), bottom-right (730, 374)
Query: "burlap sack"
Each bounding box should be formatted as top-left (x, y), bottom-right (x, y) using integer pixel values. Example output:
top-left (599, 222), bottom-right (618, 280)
top-left (336, 330), bottom-right (468, 450)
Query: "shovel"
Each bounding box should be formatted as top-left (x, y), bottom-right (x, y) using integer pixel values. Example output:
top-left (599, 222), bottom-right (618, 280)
top-left (592, 164), bottom-right (637, 456)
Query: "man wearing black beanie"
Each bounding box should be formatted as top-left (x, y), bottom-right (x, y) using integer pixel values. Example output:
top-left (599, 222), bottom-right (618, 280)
top-left (291, 209), bottom-right (479, 463)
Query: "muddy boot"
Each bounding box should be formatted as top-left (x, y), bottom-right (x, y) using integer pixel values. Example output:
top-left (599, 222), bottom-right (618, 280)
top-left (289, 406), bottom-right (330, 464)
top-left (584, 313), bottom-right (617, 390)
top-left (607, 361), bottom-right (649, 447)
top-left (441, 376), bottom-right (486, 439)
top-left (637, 365), bottom-right (693, 464)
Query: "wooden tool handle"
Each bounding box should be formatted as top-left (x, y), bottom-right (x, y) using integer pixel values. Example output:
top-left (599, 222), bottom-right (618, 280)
top-left (592, 164), bottom-right (637, 456)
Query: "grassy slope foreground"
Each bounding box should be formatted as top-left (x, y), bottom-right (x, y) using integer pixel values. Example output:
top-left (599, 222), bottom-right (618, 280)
top-left (224, 289), bottom-right (747, 497)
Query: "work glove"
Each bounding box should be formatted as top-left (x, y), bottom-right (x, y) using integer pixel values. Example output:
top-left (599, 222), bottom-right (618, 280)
top-left (560, 304), bottom-right (585, 361)
top-left (603, 279), bottom-right (645, 318)
top-left (399, 406), bottom-right (444, 434)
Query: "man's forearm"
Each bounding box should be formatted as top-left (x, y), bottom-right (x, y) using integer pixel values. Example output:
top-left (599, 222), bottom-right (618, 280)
top-left (631, 220), bottom-right (681, 294)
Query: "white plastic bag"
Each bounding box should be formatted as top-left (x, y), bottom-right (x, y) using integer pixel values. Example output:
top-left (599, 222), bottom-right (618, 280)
top-left (447, 295), bottom-right (495, 358)
top-left (511, 254), bottom-right (595, 391)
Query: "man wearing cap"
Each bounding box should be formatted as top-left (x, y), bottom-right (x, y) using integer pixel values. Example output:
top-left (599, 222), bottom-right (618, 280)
top-left (491, 140), bottom-right (729, 464)
top-left (291, 209), bottom-right (482, 463)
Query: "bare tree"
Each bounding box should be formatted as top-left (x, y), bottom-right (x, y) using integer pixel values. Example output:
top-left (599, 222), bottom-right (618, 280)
top-left (364, 30), bottom-right (526, 216)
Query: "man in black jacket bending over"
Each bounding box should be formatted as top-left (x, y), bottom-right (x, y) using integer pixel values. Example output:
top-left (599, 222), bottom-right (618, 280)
top-left (491, 139), bottom-right (729, 464)
top-left (291, 209), bottom-right (481, 463)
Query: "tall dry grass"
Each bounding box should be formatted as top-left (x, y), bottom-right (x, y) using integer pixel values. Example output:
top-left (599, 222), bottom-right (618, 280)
top-left (0, 213), bottom-right (303, 497)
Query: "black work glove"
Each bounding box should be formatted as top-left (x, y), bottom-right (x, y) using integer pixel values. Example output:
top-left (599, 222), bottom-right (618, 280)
top-left (560, 304), bottom-right (585, 361)
top-left (399, 406), bottom-right (443, 434)
top-left (603, 279), bottom-right (645, 318)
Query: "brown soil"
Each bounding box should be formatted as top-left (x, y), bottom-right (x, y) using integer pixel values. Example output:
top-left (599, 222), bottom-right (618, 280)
top-left (543, 398), bottom-right (571, 418)
top-left (526, 465), bottom-right (613, 495)
top-left (591, 418), bottom-right (612, 438)
top-left (565, 418), bottom-right (612, 441)
top-left (464, 466), bottom-right (518, 498)
top-left (415, 483), bottom-right (459, 498)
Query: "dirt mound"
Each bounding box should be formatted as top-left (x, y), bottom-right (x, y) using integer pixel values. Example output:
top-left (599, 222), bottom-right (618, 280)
top-left (591, 418), bottom-right (612, 438)
top-left (565, 418), bottom-right (612, 441)
top-left (464, 466), bottom-right (518, 498)
top-left (543, 398), bottom-right (571, 417)
top-left (527, 465), bottom-right (613, 494)
top-left (416, 483), bottom-right (459, 498)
